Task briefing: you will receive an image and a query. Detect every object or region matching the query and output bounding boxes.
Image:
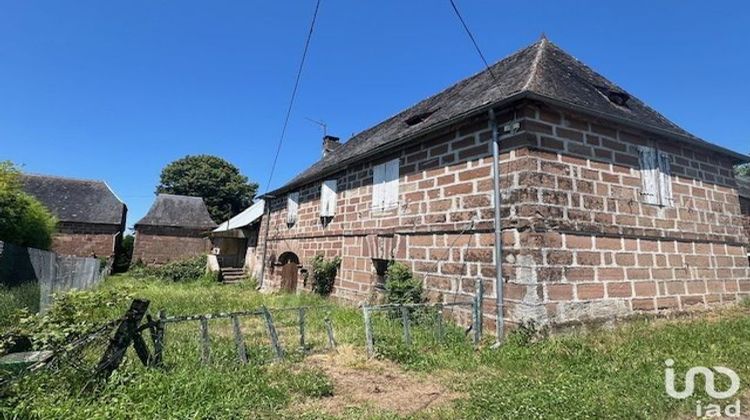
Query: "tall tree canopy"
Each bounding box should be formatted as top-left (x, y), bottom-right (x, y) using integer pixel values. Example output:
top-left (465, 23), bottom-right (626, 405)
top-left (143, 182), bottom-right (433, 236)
top-left (0, 162), bottom-right (57, 249)
top-left (156, 155), bottom-right (257, 222)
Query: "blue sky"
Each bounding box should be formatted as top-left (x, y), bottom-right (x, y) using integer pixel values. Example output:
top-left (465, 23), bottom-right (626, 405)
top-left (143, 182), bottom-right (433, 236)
top-left (1, 1), bottom-right (748, 229)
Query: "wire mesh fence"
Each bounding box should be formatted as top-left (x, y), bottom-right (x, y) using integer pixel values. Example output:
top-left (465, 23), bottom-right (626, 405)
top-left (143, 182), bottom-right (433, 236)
top-left (362, 278), bottom-right (485, 357)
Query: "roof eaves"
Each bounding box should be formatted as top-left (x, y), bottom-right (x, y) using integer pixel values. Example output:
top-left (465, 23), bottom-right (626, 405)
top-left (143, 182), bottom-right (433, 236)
top-left (524, 91), bottom-right (750, 163)
top-left (269, 91), bottom-right (530, 196)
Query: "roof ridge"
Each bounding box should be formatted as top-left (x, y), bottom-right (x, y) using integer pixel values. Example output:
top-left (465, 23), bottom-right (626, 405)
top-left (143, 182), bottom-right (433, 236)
top-left (157, 192), bottom-right (205, 200)
top-left (521, 36), bottom-right (547, 91)
top-left (23, 172), bottom-right (108, 185)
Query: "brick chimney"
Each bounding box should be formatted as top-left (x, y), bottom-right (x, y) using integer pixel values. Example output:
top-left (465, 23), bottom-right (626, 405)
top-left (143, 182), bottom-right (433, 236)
top-left (322, 135), bottom-right (340, 157)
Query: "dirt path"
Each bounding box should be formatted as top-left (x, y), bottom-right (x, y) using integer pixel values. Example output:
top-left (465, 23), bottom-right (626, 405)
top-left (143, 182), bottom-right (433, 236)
top-left (289, 345), bottom-right (462, 417)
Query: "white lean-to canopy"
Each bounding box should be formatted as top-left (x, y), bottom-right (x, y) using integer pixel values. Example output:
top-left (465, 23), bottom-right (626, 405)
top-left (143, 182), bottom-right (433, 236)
top-left (213, 199), bottom-right (265, 233)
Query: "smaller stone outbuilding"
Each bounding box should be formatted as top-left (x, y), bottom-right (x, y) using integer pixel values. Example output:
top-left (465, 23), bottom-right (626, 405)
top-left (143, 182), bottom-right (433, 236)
top-left (21, 174), bottom-right (127, 258)
top-left (133, 194), bottom-right (217, 265)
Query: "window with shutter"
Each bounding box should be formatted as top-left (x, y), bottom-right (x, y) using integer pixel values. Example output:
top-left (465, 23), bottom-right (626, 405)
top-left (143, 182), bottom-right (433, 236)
top-left (372, 158), bottom-right (399, 212)
top-left (286, 192), bottom-right (299, 225)
top-left (384, 158), bottom-right (400, 210)
top-left (320, 179), bottom-right (337, 217)
top-left (638, 146), bottom-right (674, 207)
top-left (638, 146), bottom-right (660, 205)
top-left (657, 151), bottom-right (673, 207)
top-left (372, 162), bottom-right (385, 211)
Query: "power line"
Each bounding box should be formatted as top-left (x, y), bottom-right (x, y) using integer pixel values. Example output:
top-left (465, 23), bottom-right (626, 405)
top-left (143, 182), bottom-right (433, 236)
top-left (448, 0), bottom-right (496, 81)
top-left (263, 0), bottom-right (322, 193)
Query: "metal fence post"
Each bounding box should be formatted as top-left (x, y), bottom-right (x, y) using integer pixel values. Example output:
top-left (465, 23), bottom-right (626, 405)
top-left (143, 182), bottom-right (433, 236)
top-left (324, 314), bottom-right (337, 351)
top-left (473, 278), bottom-right (483, 346)
top-left (400, 306), bottom-right (412, 347)
top-left (231, 315), bottom-right (248, 364)
top-left (199, 316), bottom-right (210, 364)
top-left (261, 306), bottom-right (283, 360)
top-left (154, 310), bottom-right (166, 366)
top-left (298, 307), bottom-right (306, 352)
top-left (363, 304), bottom-right (374, 358)
top-left (435, 303), bottom-right (444, 343)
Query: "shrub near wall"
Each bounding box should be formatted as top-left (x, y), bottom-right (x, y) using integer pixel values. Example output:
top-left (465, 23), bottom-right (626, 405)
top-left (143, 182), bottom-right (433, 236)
top-left (131, 255), bottom-right (215, 282)
top-left (0, 162), bottom-right (56, 250)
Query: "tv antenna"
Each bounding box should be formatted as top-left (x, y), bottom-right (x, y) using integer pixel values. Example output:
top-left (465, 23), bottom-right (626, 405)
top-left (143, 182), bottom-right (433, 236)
top-left (305, 117), bottom-right (327, 136)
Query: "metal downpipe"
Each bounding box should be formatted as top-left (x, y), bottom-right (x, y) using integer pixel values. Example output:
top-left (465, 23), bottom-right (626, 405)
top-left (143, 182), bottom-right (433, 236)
top-left (489, 109), bottom-right (505, 346)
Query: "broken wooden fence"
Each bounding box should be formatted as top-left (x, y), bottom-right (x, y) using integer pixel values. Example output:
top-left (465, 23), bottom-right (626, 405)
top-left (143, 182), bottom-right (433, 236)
top-left (362, 278), bottom-right (485, 357)
top-left (95, 299), bottom-right (339, 379)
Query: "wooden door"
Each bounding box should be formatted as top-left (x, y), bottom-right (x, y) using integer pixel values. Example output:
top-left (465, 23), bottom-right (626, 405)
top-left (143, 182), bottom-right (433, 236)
top-left (281, 261), bottom-right (298, 292)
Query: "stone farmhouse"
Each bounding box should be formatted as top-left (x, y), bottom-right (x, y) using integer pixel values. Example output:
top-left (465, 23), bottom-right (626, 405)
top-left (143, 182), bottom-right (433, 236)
top-left (252, 38), bottom-right (750, 332)
top-left (21, 174), bottom-right (127, 258)
top-left (133, 194), bottom-right (217, 265)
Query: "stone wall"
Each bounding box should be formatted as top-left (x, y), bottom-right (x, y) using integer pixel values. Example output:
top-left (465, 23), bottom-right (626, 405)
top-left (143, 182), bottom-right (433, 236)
top-left (133, 226), bottom-right (211, 266)
top-left (51, 222), bottom-right (122, 258)
top-left (258, 100), bottom-right (750, 331)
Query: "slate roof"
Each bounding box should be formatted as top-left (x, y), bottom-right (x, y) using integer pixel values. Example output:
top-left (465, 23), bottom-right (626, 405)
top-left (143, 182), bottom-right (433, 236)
top-left (135, 194), bottom-right (217, 229)
top-left (21, 174), bottom-right (126, 225)
top-left (276, 37), bottom-right (748, 193)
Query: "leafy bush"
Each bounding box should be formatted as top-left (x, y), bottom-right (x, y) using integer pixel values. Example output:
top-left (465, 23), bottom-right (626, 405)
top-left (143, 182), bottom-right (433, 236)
top-left (0, 161), bottom-right (57, 250)
top-left (1, 287), bottom-right (133, 353)
top-left (310, 255), bottom-right (341, 296)
top-left (384, 262), bottom-right (424, 305)
top-left (130, 255), bottom-right (212, 282)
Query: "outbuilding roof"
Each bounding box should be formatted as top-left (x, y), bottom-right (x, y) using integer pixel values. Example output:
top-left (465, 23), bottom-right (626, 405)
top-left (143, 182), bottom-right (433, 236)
top-left (213, 199), bottom-right (265, 233)
top-left (21, 174), bottom-right (126, 225)
top-left (135, 194), bottom-right (217, 229)
top-left (277, 37), bottom-right (748, 193)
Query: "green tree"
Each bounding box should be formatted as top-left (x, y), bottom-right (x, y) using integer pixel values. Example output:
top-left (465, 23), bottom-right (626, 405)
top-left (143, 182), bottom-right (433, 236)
top-left (0, 162), bottom-right (57, 249)
top-left (736, 163), bottom-right (750, 177)
top-left (156, 155), bottom-right (258, 222)
top-left (112, 234), bottom-right (134, 273)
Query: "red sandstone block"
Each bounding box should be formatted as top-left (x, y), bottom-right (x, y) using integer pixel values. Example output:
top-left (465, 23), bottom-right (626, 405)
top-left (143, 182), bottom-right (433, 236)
top-left (566, 235), bottom-right (592, 249)
top-left (577, 252), bottom-right (601, 266)
top-left (599, 268), bottom-right (625, 281)
top-left (686, 281), bottom-right (707, 294)
top-left (577, 283), bottom-right (604, 299)
top-left (681, 295), bottom-right (705, 307)
top-left (665, 281), bottom-right (686, 295)
top-left (458, 166), bottom-right (491, 181)
top-left (565, 267), bottom-right (595, 282)
top-left (615, 253), bottom-right (636, 266)
top-left (596, 237), bottom-right (622, 250)
top-left (656, 297), bottom-right (679, 310)
top-left (465, 248), bottom-right (493, 263)
top-left (607, 282), bottom-right (632, 297)
top-left (633, 281), bottom-right (657, 296)
top-left (632, 298), bottom-right (655, 311)
top-left (444, 182), bottom-right (474, 196)
top-left (547, 283), bottom-right (574, 301)
top-left (626, 268), bottom-right (650, 280)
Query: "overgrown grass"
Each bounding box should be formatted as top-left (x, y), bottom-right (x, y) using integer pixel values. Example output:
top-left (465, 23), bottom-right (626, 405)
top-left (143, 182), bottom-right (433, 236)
top-left (0, 281), bottom-right (39, 328)
top-left (2, 273), bottom-right (750, 419)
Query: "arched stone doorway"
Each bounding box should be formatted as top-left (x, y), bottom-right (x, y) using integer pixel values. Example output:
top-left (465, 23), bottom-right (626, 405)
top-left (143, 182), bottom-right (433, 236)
top-left (278, 252), bottom-right (300, 292)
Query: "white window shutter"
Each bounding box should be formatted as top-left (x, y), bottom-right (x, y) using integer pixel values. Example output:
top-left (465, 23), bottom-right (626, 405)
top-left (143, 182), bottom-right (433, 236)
top-left (657, 151), bottom-right (673, 207)
top-left (287, 192), bottom-right (299, 224)
top-left (372, 163), bottom-right (385, 211)
top-left (384, 158), bottom-right (400, 209)
top-left (638, 146), bottom-right (659, 205)
top-left (320, 179), bottom-right (337, 217)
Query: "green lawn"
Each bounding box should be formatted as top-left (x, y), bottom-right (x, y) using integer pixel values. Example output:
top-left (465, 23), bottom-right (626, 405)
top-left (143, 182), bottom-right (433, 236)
top-left (2, 273), bottom-right (749, 419)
